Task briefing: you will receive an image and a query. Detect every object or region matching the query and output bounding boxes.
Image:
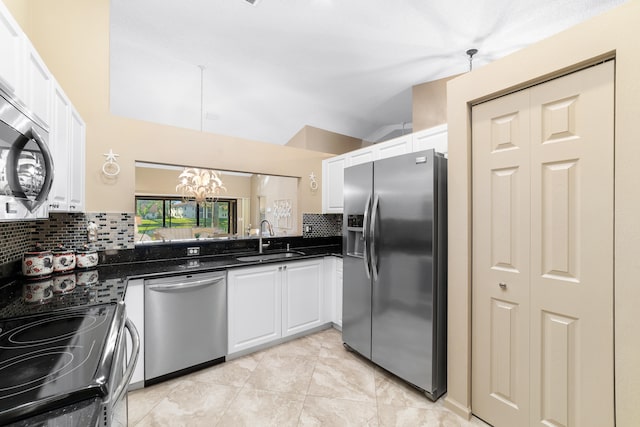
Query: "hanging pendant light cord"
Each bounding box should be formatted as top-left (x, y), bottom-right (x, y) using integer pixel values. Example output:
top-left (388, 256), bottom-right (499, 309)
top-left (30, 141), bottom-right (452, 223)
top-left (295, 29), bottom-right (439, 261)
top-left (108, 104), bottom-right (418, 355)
top-left (466, 49), bottom-right (478, 72)
top-left (198, 65), bottom-right (205, 131)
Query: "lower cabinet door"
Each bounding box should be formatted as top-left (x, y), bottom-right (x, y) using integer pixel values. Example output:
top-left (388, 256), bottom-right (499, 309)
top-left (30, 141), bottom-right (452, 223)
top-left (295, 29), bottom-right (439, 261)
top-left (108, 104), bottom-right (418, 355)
top-left (228, 265), bottom-right (281, 354)
top-left (282, 259), bottom-right (323, 337)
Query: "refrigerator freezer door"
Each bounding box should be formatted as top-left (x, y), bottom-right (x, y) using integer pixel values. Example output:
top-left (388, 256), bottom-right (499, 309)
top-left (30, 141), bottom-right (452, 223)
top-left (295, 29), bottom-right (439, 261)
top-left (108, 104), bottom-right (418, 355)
top-left (370, 150), bottom-right (437, 392)
top-left (342, 161), bottom-right (373, 359)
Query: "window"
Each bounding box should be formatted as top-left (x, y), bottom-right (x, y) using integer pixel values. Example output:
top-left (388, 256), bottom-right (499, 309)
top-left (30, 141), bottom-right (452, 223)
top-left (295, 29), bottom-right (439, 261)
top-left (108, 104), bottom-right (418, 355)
top-left (135, 197), bottom-right (237, 239)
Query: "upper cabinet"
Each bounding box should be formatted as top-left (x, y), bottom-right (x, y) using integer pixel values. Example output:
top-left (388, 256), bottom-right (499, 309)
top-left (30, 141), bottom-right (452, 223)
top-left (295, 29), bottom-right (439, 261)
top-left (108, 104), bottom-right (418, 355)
top-left (0, 2), bottom-right (85, 213)
top-left (322, 156), bottom-right (347, 214)
top-left (0, 3), bottom-right (23, 95)
top-left (49, 85), bottom-right (71, 211)
top-left (321, 125), bottom-right (448, 213)
top-left (49, 84), bottom-right (86, 212)
top-left (22, 45), bottom-right (52, 127)
top-left (374, 134), bottom-right (412, 160)
top-left (412, 124), bottom-right (447, 153)
top-left (67, 109), bottom-right (85, 211)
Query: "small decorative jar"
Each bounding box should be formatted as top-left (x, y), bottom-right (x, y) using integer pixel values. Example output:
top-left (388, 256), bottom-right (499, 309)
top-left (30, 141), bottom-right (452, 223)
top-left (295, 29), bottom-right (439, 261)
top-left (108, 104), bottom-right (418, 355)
top-left (22, 243), bottom-right (53, 278)
top-left (52, 245), bottom-right (76, 272)
top-left (76, 245), bottom-right (99, 269)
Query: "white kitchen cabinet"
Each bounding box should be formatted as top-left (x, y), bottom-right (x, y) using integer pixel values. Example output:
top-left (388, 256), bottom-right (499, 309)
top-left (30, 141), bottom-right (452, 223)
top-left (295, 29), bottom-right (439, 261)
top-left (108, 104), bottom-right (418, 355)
top-left (67, 108), bottom-right (85, 211)
top-left (374, 134), bottom-right (412, 160)
top-left (322, 255), bottom-right (343, 327)
top-left (282, 259), bottom-right (324, 337)
top-left (412, 124), bottom-right (448, 155)
top-left (228, 264), bottom-right (282, 354)
top-left (22, 44), bottom-right (52, 127)
top-left (48, 84), bottom-right (71, 211)
top-left (347, 147), bottom-right (374, 166)
top-left (0, 2), bottom-right (24, 95)
top-left (228, 258), bottom-right (325, 355)
top-left (48, 84), bottom-right (86, 212)
top-left (322, 155), bottom-right (347, 214)
top-left (124, 278), bottom-right (145, 388)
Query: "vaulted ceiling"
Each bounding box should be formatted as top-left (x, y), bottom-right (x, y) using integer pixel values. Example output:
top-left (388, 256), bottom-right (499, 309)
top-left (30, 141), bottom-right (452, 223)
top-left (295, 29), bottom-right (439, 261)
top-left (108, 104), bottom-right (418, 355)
top-left (109, 0), bottom-right (626, 145)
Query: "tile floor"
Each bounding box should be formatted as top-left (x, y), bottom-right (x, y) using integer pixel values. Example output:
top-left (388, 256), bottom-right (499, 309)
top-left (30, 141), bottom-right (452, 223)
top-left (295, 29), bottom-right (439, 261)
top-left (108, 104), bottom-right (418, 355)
top-left (128, 327), bottom-right (490, 426)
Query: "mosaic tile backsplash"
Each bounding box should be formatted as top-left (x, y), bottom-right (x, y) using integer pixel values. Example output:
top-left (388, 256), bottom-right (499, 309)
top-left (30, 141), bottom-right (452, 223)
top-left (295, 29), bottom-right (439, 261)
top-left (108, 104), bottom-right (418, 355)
top-left (1, 212), bottom-right (339, 265)
top-left (303, 213), bottom-right (342, 238)
top-left (0, 212), bottom-right (135, 264)
top-left (0, 221), bottom-right (36, 265)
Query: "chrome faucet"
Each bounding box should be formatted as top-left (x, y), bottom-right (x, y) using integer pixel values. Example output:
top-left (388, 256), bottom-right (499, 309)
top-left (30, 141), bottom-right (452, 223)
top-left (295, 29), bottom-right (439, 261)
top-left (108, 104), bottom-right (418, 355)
top-left (258, 219), bottom-right (274, 253)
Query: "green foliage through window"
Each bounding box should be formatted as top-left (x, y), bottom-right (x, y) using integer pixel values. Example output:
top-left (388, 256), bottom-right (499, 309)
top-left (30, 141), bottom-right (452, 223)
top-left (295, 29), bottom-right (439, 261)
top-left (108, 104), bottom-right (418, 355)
top-left (135, 197), bottom-right (236, 239)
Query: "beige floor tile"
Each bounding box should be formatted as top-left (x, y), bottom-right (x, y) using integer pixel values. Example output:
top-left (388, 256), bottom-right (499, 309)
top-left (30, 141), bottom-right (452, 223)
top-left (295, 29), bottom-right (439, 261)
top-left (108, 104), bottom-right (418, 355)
top-left (245, 353), bottom-right (317, 394)
top-left (299, 395), bottom-right (378, 427)
top-left (134, 379), bottom-right (239, 427)
top-left (259, 334), bottom-right (324, 358)
top-left (129, 328), bottom-right (484, 427)
top-left (377, 403), bottom-right (468, 427)
top-left (127, 380), bottom-right (180, 426)
top-left (185, 352), bottom-right (262, 387)
top-left (217, 388), bottom-right (305, 427)
top-left (374, 369), bottom-right (435, 410)
top-left (317, 329), bottom-right (349, 359)
top-left (307, 355), bottom-right (376, 402)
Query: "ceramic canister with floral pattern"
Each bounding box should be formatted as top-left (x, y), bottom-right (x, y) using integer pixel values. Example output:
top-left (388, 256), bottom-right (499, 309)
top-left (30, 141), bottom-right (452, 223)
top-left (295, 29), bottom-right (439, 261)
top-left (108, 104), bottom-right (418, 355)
top-left (22, 244), bottom-right (53, 277)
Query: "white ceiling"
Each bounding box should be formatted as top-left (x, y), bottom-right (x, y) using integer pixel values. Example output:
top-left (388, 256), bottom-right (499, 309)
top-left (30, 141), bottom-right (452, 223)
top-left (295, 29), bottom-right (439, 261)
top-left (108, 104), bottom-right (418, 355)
top-left (109, 0), bottom-right (625, 146)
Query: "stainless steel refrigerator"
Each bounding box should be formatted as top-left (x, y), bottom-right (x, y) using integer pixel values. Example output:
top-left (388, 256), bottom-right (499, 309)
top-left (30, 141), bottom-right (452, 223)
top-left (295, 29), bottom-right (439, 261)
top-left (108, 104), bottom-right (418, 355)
top-left (342, 149), bottom-right (447, 400)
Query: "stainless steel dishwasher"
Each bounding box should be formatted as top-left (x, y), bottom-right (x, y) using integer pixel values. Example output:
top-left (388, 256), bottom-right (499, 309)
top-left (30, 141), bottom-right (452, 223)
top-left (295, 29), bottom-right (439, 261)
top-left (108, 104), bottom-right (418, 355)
top-left (144, 271), bottom-right (227, 385)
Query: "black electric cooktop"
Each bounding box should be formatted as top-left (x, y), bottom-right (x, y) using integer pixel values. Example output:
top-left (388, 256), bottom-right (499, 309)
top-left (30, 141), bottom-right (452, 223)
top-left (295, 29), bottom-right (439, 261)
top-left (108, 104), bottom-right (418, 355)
top-left (0, 303), bottom-right (119, 425)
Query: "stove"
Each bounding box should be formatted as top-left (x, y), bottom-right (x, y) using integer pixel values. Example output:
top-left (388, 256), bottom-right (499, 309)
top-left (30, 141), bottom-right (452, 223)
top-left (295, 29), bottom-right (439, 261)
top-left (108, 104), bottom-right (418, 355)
top-left (0, 303), bottom-right (122, 425)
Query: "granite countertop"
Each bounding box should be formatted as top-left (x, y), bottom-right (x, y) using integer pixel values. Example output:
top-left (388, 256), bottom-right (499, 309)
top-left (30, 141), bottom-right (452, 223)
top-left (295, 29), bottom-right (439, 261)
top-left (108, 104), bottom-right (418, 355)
top-left (0, 243), bottom-right (341, 320)
top-left (98, 244), bottom-right (342, 283)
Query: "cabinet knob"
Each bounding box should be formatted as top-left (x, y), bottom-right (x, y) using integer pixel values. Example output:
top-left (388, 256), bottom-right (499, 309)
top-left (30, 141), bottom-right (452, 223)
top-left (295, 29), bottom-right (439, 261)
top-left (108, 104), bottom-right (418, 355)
top-left (498, 282), bottom-right (507, 290)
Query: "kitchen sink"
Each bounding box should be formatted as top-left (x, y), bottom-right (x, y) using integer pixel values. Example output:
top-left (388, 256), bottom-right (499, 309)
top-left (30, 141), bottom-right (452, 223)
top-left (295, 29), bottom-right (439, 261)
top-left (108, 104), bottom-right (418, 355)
top-left (236, 251), bottom-right (306, 262)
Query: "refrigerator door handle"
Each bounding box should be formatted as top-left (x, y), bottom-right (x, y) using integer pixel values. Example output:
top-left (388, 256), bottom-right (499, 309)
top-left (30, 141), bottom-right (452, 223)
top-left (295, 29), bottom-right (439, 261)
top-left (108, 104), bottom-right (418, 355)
top-left (370, 194), bottom-right (380, 281)
top-left (363, 193), bottom-right (372, 279)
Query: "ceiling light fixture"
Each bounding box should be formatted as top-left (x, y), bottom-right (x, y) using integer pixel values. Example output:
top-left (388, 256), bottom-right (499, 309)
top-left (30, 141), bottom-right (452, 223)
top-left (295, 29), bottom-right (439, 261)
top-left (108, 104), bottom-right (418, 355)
top-left (466, 48), bottom-right (478, 72)
top-left (244, 0), bottom-right (262, 5)
top-left (176, 168), bottom-right (226, 203)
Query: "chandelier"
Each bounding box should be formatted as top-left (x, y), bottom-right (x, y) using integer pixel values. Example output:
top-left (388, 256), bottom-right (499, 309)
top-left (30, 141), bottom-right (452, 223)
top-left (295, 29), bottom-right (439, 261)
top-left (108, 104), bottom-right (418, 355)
top-left (176, 168), bottom-right (226, 203)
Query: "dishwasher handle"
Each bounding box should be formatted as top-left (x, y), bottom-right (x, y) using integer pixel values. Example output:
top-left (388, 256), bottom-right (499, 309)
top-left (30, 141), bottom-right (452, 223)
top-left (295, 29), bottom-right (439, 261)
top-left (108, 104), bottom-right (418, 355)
top-left (113, 318), bottom-right (139, 405)
top-left (147, 276), bottom-right (225, 292)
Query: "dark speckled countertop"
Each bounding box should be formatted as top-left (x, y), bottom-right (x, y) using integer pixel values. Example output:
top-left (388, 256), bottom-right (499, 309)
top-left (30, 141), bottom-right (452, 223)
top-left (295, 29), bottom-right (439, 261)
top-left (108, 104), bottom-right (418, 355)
top-left (98, 244), bottom-right (342, 284)
top-left (0, 244), bottom-right (341, 319)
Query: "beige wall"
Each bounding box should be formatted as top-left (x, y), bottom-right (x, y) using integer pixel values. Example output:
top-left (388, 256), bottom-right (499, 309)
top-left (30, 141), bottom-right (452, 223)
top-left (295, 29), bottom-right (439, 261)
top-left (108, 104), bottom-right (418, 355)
top-left (6, 0), bottom-right (330, 216)
top-left (3, 0), bottom-right (28, 32)
top-left (446, 1), bottom-right (639, 425)
top-left (412, 74), bottom-right (458, 131)
top-left (286, 125), bottom-right (363, 155)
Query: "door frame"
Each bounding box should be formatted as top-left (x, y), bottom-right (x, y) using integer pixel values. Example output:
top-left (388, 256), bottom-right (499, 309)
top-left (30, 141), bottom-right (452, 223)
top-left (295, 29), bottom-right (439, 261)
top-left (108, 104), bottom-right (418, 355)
top-left (443, 3), bottom-right (640, 425)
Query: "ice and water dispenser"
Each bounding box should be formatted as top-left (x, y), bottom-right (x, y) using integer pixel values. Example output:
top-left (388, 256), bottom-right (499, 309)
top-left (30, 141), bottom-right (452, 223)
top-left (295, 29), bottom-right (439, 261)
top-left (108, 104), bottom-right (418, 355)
top-left (346, 214), bottom-right (366, 257)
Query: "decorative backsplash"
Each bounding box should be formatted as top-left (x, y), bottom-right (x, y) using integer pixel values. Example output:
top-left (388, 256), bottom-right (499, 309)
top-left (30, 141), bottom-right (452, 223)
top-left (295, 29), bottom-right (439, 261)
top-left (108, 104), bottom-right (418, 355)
top-left (34, 213), bottom-right (135, 252)
top-left (0, 221), bottom-right (36, 265)
top-left (0, 212), bottom-right (339, 266)
top-left (303, 213), bottom-right (342, 238)
top-left (0, 213), bottom-right (135, 265)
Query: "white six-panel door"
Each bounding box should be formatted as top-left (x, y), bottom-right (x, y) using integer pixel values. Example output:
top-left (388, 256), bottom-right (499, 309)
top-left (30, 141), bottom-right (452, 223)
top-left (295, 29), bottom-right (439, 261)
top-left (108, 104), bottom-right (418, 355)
top-left (472, 61), bottom-right (614, 427)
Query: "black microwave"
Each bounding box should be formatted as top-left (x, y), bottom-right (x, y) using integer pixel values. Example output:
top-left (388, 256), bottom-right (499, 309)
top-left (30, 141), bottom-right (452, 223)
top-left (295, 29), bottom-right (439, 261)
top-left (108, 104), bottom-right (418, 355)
top-left (0, 87), bottom-right (54, 221)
